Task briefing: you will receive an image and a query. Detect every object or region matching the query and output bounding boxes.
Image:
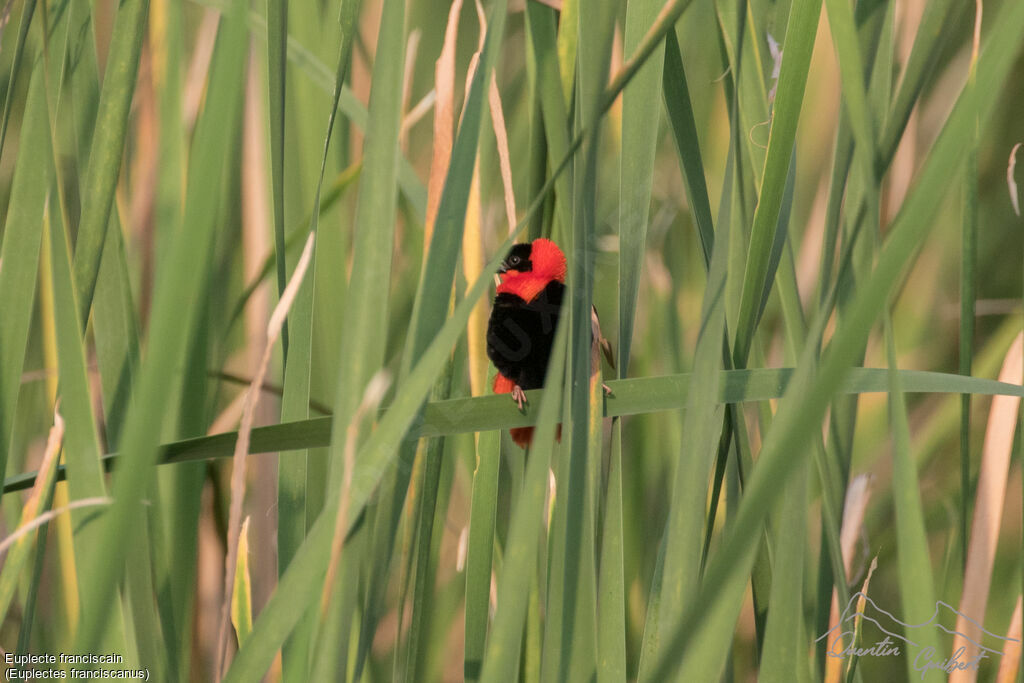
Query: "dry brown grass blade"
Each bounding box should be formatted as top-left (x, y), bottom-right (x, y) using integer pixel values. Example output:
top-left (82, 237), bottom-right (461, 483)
top-left (473, 0), bottom-right (516, 233)
top-left (400, 89), bottom-right (436, 139)
top-left (24, 411), bottom-right (66, 521)
top-left (994, 595), bottom-right (1022, 683)
top-left (1008, 142), bottom-right (1021, 217)
top-left (424, 0), bottom-right (464, 242)
top-left (824, 473), bottom-right (874, 683)
top-left (214, 233), bottom-right (316, 680)
top-left (951, 332), bottom-right (1023, 683)
top-left (463, 163), bottom-right (488, 396)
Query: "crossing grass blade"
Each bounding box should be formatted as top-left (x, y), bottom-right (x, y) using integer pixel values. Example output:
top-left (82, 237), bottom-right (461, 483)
top-left (10, 363), bottom-right (1024, 496)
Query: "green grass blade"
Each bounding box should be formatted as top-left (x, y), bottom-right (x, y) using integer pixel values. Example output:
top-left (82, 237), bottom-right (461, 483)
top-left (662, 28), bottom-right (714, 264)
top-left (649, 1), bottom-right (1024, 675)
top-left (618, 0), bottom-right (666, 373)
top-left (732, 0), bottom-right (821, 365)
top-left (11, 364), bottom-right (1024, 497)
top-left (0, 63), bottom-right (49, 480)
top-left (0, 0), bottom-right (37, 161)
top-left (597, 419), bottom-right (626, 683)
top-left (267, 0), bottom-right (289, 353)
top-left (277, 2), bottom-right (361, 678)
top-left (821, 0), bottom-right (875, 189)
top-left (958, 61), bottom-right (979, 577)
top-left (401, 365), bottom-right (454, 682)
top-left (464, 427), bottom-right (501, 681)
top-left (757, 460), bottom-right (809, 683)
top-left (325, 0), bottom-right (406, 491)
top-left (884, 319), bottom-right (941, 681)
top-left (877, 0), bottom-right (958, 169)
top-left (46, 188), bottom-right (130, 653)
top-left (70, 0), bottom-right (149, 325)
top-left (223, 220), bottom-right (530, 683)
top-left (656, 134), bottom-right (731, 666)
top-left (480, 317), bottom-right (568, 683)
top-left (74, 0), bottom-right (250, 652)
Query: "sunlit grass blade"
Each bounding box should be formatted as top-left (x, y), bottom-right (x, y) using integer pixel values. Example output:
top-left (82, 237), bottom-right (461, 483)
top-left (231, 517), bottom-right (254, 647)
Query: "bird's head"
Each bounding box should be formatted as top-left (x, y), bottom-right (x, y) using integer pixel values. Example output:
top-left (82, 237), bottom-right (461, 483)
top-left (497, 238), bottom-right (566, 286)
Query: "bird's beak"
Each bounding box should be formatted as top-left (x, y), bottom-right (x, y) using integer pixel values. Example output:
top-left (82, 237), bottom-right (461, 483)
top-left (497, 263), bottom-right (509, 274)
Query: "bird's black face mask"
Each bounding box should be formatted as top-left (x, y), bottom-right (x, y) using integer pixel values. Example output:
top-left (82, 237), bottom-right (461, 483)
top-left (499, 243), bottom-right (534, 274)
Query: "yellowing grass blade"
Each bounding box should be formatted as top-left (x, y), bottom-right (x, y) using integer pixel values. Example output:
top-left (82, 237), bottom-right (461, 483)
top-left (231, 517), bottom-right (254, 648)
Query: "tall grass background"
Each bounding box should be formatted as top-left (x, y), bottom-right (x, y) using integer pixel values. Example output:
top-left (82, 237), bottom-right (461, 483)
top-left (0, 0), bottom-right (1022, 680)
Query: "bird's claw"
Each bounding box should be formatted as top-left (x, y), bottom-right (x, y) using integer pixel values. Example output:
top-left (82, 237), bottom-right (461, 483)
top-left (511, 385), bottom-right (527, 411)
top-left (602, 383), bottom-right (612, 396)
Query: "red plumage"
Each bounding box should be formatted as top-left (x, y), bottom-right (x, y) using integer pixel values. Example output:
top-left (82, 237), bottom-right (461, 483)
top-left (487, 239), bottom-right (567, 448)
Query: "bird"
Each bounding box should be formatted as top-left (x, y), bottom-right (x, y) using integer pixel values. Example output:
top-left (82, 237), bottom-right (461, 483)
top-left (486, 238), bottom-right (614, 448)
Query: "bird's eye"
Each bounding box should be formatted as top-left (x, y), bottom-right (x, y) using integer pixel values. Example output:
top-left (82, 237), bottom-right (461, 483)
top-left (509, 255), bottom-right (520, 266)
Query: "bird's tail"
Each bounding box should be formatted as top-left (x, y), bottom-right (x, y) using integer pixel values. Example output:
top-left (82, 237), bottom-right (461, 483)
top-left (509, 425), bottom-right (561, 449)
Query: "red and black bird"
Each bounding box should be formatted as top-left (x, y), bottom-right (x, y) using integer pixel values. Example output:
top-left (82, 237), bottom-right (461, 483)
top-left (486, 238), bottom-right (613, 448)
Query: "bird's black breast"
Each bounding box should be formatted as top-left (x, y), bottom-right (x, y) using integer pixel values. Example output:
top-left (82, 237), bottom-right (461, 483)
top-left (486, 281), bottom-right (564, 390)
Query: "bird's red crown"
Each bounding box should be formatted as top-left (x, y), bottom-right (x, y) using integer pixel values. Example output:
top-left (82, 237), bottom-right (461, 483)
top-left (496, 238), bottom-right (566, 303)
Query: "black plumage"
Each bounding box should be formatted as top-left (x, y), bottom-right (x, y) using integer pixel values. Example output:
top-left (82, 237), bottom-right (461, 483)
top-left (486, 280), bottom-right (564, 391)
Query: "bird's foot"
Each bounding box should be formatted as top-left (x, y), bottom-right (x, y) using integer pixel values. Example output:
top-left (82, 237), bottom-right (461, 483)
top-left (511, 384), bottom-right (528, 411)
top-left (602, 383), bottom-right (613, 396)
